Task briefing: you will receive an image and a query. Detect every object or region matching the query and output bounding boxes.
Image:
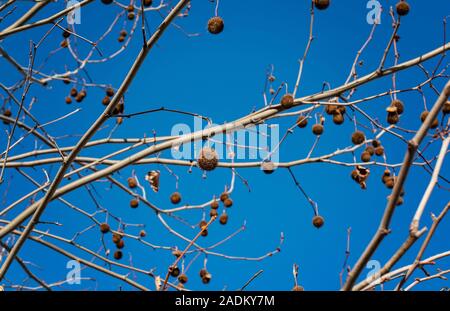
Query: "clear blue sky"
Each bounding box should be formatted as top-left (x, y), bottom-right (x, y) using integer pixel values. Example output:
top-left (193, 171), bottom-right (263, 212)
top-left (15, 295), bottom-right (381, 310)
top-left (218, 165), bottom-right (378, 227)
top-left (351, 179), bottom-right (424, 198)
top-left (1, 0), bottom-right (449, 290)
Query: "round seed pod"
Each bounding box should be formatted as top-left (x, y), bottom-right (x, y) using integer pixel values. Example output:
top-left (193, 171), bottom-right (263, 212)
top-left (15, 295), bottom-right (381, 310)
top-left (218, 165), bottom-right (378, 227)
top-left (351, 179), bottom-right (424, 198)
top-left (139, 230), bottom-right (146, 238)
top-left (112, 233), bottom-right (122, 244)
top-left (75, 94), bottom-right (84, 102)
top-left (100, 223), bottom-right (110, 234)
top-left (220, 192), bottom-right (229, 202)
top-left (312, 124), bottom-right (324, 136)
top-left (130, 199), bottom-right (139, 208)
top-left (172, 250), bottom-right (182, 258)
top-left (314, 0), bottom-right (330, 10)
top-left (127, 177), bottom-right (137, 188)
top-left (119, 30), bottom-right (127, 37)
top-left (169, 266), bottom-right (180, 277)
top-left (312, 215), bottom-right (325, 228)
top-left (350, 169), bottom-right (359, 181)
top-left (361, 151), bottom-right (371, 163)
top-left (197, 147), bottom-right (219, 171)
top-left (374, 146), bottom-right (385, 156)
top-left (116, 239), bottom-right (125, 249)
top-left (199, 268), bottom-right (207, 278)
top-left (382, 170), bottom-right (391, 184)
top-left (70, 89), bottom-right (78, 99)
top-left (396, 1), bottom-right (410, 16)
top-left (170, 192), bottom-right (182, 204)
top-left (199, 220), bottom-right (208, 236)
top-left (127, 5), bottom-right (134, 12)
top-left (118, 36), bottom-right (125, 43)
top-left (113, 250), bottom-right (123, 260)
top-left (101, 0), bottom-right (113, 4)
top-left (210, 209), bottom-right (218, 218)
top-left (223, 198), bottom-right (233, 208)
top-left (211, 200), bottom-right (219, 209)
top-left (333, 113), bottom-right (344, 125)
top-left (65, 96), bottom-right (72, 104)
top-left (106, 87), bottom-right (115, 97)
top-left (296, 114), bottom-right (308, 128)
top-left (292, 285), bottom-right (304, 291)
top-left (219, 213), bottom-right (228, 225)
top-left (3, 109), bottom-right (12, 118)
top-left (365, 146), bottom-right (375, 156)
top-left (372, 140), bottom-right (381, 148)
top-left (143, 0), bottom-right (153, 7)
top-left (395, 196), bottom-right (404, 206)
top-left (385, 177), bottom-right (395, 189)
top-left (325, 105), bottom-right (337, 115)
top-left (443, 101), bottom-right (450, 115)
top-left (127, 12), bottom-right (135, 20)
top-left (62, 28), bottom-right (71, 38)
top-left (281, 94), bottom-right (294, 109)
top-left (60, 40), bottom-right (68, 48)
top-left (391, 99), bottom-right (404, 114)
top-left (261, 161), bottom-right (275, 174)
top-left (113, 102), bottom-right (124, 115)
top-left (102, 96), bottom-right (111, 106)
top-left (387, 112), bottom-right (399, 125)
top-left (178, 274), bottom-right (188, 284)
top-left (420, 111), bottom-right (438, 129)
top-left (207, 16), bottom-right (224, 35)
top-left (351, 131), bottom-right (365, 145)
top-left (202, 273), bottom-right (212, 284)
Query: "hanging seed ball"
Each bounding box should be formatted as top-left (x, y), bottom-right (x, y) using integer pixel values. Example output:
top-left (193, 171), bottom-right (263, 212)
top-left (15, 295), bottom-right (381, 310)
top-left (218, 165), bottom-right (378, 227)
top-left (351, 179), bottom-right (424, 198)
top-left (387, 112), bottom-right (399, 125)
top-left (292, 285), bottom-right (305, 291)
top-left (365, 146), bottom-right (375, 156)
top-left (325, 105), bottom-right (337, 115)
top-left (139, 230), bottom-right (146, 238)
top-left (420, 111), bottom-right (439, 129)
top-left (296, 114), bottom-right (308, 128)
top-left (197, 147), bottom-right (219, 171)
top-left (372, 140), bottom-right (381, 148)
top-left (113, 102), bottom-right (124, 115)
top-left (207, 16), bottom-right (224, 35)
top-left (391, 99), bottom-right (404, 114)
top-left (169, 266), bottom-right (180, 277)
top-left (396, 1), bottom-right (410, 16)
top-left (281, 94), bottom-right (294, 109)
top-left (130, 199), bottom-right (139, 208)
top-left (127, 177), bottom-right (137, 188)
top-left (172, 249), bottom-right (182, 258)
top-left (102, 96), bottom-right (111, 106)
top-left (385, 177), bottom-right (395, 189)
top-left (220, 192), bottom-right (229, 202)
top-left (199, 268), bottom-right (207, 278)
top-left (101, 0), bottom-right (113, 4)
top-left (100, 223), bottom-right (110, 234)
top-left (219, 213), bottom-right (228, 225)
top-left (361, 151), bottom-right (371, 163)
top-left (143, 0), bottom-right (153, 7)
top-left (65, 96), bottom-right (72, 104)
top-left (210, 209), bottom-right (218, 218)
top-left (312, 215), bottom-right (325, 228)
top-left (3, 109), bottom-right (12, 118)
top-left (127, 4), bottom-right (134, 12)
top-left (350, 169), bottom-right (359, 182)
top-left (382, 170), bottom-right (391, 184)
top-left (223, 198), bottom-right (233, 208)
top-left (116, 239), bottom-right (125, 249)
top-left (314, 0), bottom-right (330, 10)
top-left (170, 192), bottom-right (182, 204)
top-left (312, 124), bottom-right (324, 136)
top-left (211, 200), bottom-right (219, 209)
top-left (178, 274), bottom-right (188, 284)
top-left (79, 89), bottom-right (87, 98)
top-left (60, 40), bottom-right (68, 48)
top-left (443, 101), bottom-right (450, 115)
top-left (127, 12), bottom-right (135, 20)
top-left (62, 28), bottom-right (71, 38)
top-left (375, 146), bottom-right (385, 156)
top-left (351, 131), bottom-right (365, 145)
top-left (333, 113), bottom-right (344, 125)
top-left (261, 160), bottom-right (275, 174)
top-left (63, 77), bottom-right (71, 84)
top-left (199, 220), bottom-right (208, 237)
top-left (118, 36), bottom-right (125, 43)
top-left (395, 196), bottom-right (404, 206)
top-left (202, 273), bottom-right (212, 284)
top-left (106, 87), bottom-right (115, 97)
top-left (114, 250), bottom-right (123, 260)
top-left (112, 233), bottom-right (122, 244)
top-left (75, 94), bottom-right (84, 102)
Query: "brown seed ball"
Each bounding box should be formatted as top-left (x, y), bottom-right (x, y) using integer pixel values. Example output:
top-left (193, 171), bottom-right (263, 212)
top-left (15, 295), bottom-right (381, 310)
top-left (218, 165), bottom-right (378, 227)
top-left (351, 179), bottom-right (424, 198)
top-left (119, 29), bottom-right (128, 37)
top-left (100, 223), bottom-right (110, 234)
top-left (325, 105), bottom-right (337, 115)
top-left (372, 140), bottom-right (381, 148)
top-left (118, 35), bottom-right (125, 43)
top-left (385, 177), bottom-right (395, 189)
top-left (210, 209), bottom-right (218, 218)
top-left (314, 0), bottom-right (330, 10)
top-left (143, 0), bottom-right (153, 7)
top-left (169, 266), bottom-right (180, 277)
top-left (101, 0), bottom-right (113, 4)
top-left (211, 200), bottom-right (219, 209)
top-left (65, 96), bottom-right (72, 104)
top-left (202, 273), bottom-right (212, 284)
top-left (207, 16), bottom-right (224, 35)
top-left (296, 114), bottom-right (308, 128)
top-left (219, 213), bottom-right (228, 225)
top-left (112, 233), bottom-right (122, 244)
top-left (75, 94), bottom-right (84, 103)
top-left (172, 250), bottom-right (182, 258)
top-left (395, 196), bottom-right (404, 206)
top-left (178, 274), bottom-right (188, 284)
top-left (113, 250), bottom-right (123, 260)
top-left (199, 220), bottom-right (208, 236)
top-left (261, 161), bottom-right (275, 174)
top-left (170, 192), bottom-right (182, 204)
top-left (3, 109), bottom-right (12, 118)
top-left (365, 146), bottom-right (375, 156)
top-left (60, 40), bottom-right (68, 48)
top-left (420, 111), bottom-right (438, 129)
top-left (361, 151), bottom-right (371, 163)
top-left (312, 215), bottom-right (325, 228)
top-left (220, 192), bottom-right (229, 202)
top-left (127, 177), bottom-right (137, 188)
top-left (70, 88), bottom-right (78, 97)
top-left (139, 230), bottom-right (146, 238)
top-left (350, 169), bottom-right (359, 181)
top-left (396, 1), bottom-right (410, 16)
top-left (387, 112), bottom-right (399, 125)
top-left (333, 113), bottom-right (344, 125)
top-left (127, 5), bottom-right (134, 12)
top-left (78, 90), bottom-right (87, 98)
top-left (102, 96), bottom-right (111, 106)
top-left (127, 12), bottom-right (135, 20)
top-left (106, 87), bottom-right (115, 97)
top-left (281, 94), bottom-right (294, 109)
top-left (130, 199), bottom-right (139, 208)
top-left (223, 198), bottom-right (233, 208)
top-left (312, 124), bottom-right (324, 136)
top-left (116, 239), bottom-right (125, 249)
top-left (199, 268), bottom-right (208, 278)
top-left (197, 147), bottom-right (219, 171)
top-left (443, 101), bottom-right (450, 115)
top-left (374, 146), bottom-right (385, 157)
top-left (62, 28), bottom-right (71, 38)
top-left (391, 99), bottom-right (404, 114)
top-left (351, 131), bottom-right (366, 145)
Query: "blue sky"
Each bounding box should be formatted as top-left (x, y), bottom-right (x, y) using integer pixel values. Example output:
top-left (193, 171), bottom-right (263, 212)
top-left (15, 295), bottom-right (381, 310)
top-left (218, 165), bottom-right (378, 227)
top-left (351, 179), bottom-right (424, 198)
top-left (1, 0), bottom-right (449, 291)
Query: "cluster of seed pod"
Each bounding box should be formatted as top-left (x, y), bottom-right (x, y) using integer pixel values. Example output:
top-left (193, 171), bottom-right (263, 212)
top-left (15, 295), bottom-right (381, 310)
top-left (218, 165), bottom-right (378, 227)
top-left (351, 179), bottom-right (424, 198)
top-left (65, 87), bottom-right (87, 104)
top-left (382, 170), bottom-right (406, 206)
top-left (2, 109), bottom-right (11, 124)
top-left (118, 29), bottom-right (127, 43)
top-left (386, 99), bottom-right (404, 125)
top-left (99, 223), bottom-right (125, 260)
top-left (127, 5), bottom-right (135, 20)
